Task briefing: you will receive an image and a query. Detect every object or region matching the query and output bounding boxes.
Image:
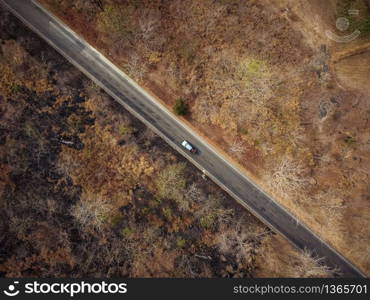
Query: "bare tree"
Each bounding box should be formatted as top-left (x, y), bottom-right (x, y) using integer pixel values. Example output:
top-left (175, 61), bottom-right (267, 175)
top-left (71, 193), bottom-right (113, 233)
top-left (124, 54), bottom-right (146, 81)
top-left (290, 248), bottom-right (339, 278)
top-left (156, 163), bottom-right (189, 211)
top-left (230, 139), bottom-right (245, 157)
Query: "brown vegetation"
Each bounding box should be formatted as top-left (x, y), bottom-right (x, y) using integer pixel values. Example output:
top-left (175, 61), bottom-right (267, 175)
top-left (255, 235), bottom-right (339, 278)
top-left (0, 8), bottom-right (336, 277)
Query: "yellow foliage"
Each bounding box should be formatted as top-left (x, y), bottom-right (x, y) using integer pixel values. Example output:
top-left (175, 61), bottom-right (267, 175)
top-left (148, 51), bottom-right (161, 65)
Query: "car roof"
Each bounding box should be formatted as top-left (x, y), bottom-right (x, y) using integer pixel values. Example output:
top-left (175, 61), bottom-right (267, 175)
top-left (182, 140), bottom-right (192, 149)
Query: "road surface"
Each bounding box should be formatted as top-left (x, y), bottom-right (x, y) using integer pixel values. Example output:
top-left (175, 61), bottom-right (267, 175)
top-left (1, 0), bottom-right (365, 277)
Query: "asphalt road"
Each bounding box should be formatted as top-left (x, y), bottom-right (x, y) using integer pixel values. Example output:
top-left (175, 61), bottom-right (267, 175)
top-left (1, 0), bottom-right (366, 277)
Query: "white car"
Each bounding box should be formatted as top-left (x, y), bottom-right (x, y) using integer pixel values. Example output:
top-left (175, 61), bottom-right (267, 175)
top-left (181, 140), bottom-right (197, 153)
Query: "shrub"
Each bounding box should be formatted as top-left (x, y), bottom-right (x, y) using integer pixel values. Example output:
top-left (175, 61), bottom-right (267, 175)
top-left (119, 124), bottom-right (133, 136)
top-left (200, 214), bottom-right (215, 229)
top-left (344, 135), bottom-right (356, 146)
top-left (176, 238), bottom-right (186, 248)
top-left (156, 163), bottom-right (187, 199)
top-left (173, 98), bottom-right (189, 116)
top-left (162, 207), bottom-right (173, 219)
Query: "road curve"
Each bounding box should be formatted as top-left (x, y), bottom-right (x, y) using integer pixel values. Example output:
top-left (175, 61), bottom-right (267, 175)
top-left (1, 0), bottom-right (366, 277)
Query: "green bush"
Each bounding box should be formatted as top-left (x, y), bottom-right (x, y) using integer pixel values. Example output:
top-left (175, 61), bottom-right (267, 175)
top-left (97, 4), bottom-right (132, 35)
top-left (236, 58), bottom-right (268, 83)
top-left (10, 84), bottom-right (23, 94)
top-left (358, 19), bottom-right (370, 36)
top-left (156, 163), bottom-right (187, 203)
top-left (122, 227), bottom-right (135, 238)
top-left (173, 98), bottom-right (189, 116)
